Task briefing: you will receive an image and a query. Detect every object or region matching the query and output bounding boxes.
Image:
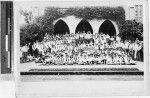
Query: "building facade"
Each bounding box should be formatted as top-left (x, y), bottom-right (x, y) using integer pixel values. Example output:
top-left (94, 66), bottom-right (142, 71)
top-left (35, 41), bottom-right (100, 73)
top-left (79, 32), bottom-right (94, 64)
top-left (53, 16), bottom-right (119, 36)
top-left (128, 5), bottom-right (143, 23)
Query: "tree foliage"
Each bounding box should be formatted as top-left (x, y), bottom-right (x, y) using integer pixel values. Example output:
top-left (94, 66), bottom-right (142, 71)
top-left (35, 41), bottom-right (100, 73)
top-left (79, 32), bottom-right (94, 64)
top-left (20, 6), bottom-right (126, 46)
top-left (35, 6), bottom-right (125, 35)
top-left (20, 23), bottom-right (45, 46)
top-left (20, 10), bottom-right (33, 24)
top-left (119, 20), bottom-right (143, 42)
top-left (65, 7), bottom-right (125, 22)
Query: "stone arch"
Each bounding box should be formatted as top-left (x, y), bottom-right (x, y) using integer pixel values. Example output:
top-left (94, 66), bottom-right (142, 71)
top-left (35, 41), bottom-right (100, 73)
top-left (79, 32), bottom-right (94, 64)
top-left (54, 19), bottom-right (70, 35)
top-left (75, 19), bottom-right (93, 34)
top-left (89, 19), bottom-right (105, 34)
top-left (99, 20), bottom-right (116, 37)
top-left (60, 16), bottom-right (81, 34)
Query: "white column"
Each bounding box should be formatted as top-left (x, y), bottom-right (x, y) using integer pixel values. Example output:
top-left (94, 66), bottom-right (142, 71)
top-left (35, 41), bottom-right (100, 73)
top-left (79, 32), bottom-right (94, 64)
top-left (89, 19), bottom-right (105, 34)
top-left (63, 16), bottom-right (81, 34)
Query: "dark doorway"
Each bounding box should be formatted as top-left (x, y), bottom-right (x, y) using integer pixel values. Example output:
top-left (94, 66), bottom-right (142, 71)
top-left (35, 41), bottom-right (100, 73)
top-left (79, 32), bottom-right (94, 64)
top-left (54, 19), bottom-right (70, 35)
top-left (75, 19), bottom-right (93, 34)
top-left (99, 20), bottom-right (116, 37)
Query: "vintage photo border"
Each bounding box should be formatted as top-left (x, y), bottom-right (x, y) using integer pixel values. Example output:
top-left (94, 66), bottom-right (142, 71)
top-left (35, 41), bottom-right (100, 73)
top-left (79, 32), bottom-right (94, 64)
top-left (14, 0), bottom-right (150, 97)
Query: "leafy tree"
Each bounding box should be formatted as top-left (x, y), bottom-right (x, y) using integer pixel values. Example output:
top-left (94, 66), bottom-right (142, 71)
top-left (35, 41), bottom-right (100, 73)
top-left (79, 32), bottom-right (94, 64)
top-left (119, 20), bottom-right (143, 42)
top-left (20, 10), bottom-right (33, 24)
top-left (20, 23), bottom-right (45, 55)
top-left (65, 7), bottom-right (125, 22)
top-left (35, 6), bottom-right (125, 36)
top-left (35, 8), bottom-right (65, 35)
top-left (20, 6), bottom-right (126, 50)
top-left (20, 10), bottom-right (46, 55)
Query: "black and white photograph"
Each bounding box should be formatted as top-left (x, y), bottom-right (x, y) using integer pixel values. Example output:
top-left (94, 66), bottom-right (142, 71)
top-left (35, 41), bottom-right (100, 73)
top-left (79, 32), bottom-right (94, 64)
top-left (12, 0), bottom-right (150, 97)
top-left (18, 0), bottom-right (145, 81)
top-left (0, 0), bottom-right (149, 98)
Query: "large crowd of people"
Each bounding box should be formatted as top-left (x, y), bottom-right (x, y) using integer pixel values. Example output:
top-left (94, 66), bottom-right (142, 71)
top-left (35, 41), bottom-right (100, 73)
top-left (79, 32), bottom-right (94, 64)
top-left (20, 32), bottom-right (143, 65)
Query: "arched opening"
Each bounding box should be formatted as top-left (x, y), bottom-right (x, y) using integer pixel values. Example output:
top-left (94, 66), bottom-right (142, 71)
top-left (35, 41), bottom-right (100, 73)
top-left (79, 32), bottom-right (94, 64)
top-left (99, 20), bottom-right (116, 37)
top-left (75, 19), bottom-right (93, 34)
top-left (54, 19), bottom-right (70, 35)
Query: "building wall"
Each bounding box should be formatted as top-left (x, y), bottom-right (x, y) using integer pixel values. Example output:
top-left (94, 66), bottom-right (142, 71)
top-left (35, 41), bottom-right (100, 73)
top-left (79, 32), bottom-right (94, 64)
top-left (127, 5), bottom-right (143, 23)
top-left (53, 15), bottom-right (119, 35)
top-left (135, 5), bottom-right (143, 23)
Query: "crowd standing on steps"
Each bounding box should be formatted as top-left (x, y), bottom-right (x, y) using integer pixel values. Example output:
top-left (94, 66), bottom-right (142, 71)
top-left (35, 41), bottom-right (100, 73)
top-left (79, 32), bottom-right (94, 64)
top-left (20, 31), bottom-right (143, 65)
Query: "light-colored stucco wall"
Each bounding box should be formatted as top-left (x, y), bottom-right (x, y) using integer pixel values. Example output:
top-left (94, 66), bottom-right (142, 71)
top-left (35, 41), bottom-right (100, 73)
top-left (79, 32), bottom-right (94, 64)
top-left (53, 15), bottom-right (119, 35)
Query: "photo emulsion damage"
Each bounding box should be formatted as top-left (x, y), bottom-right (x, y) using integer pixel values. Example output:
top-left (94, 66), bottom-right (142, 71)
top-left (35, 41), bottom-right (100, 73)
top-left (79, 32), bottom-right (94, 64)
top-left (19, 2), bottom-right (144, 81)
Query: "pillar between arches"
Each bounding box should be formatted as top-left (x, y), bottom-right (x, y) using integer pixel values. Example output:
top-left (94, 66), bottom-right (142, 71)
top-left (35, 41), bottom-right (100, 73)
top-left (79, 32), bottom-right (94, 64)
top-left (53, 16), bottom-right (119, 36)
